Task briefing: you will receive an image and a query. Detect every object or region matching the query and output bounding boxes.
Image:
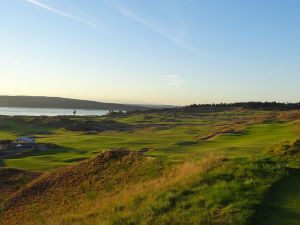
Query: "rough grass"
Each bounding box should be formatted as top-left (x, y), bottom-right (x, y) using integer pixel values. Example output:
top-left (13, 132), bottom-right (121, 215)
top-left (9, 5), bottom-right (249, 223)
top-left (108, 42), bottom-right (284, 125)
top-left (0, 168), bottom-right (40, 209)
top-left (251, 139), bottom-right (300, 225)
top-left (252, 169), bottom-right (300, 225)
top-left (109, 157), bottom-right (287, 225)
top-left (0, 151), bottom-right (222, 225)
top-left (1, 153), bottom-right (290, 225)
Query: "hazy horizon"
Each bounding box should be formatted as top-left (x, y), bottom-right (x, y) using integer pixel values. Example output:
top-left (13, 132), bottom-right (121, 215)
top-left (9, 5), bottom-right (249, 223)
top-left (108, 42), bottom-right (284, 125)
top-left (1, 0), bottom-right (300, 105)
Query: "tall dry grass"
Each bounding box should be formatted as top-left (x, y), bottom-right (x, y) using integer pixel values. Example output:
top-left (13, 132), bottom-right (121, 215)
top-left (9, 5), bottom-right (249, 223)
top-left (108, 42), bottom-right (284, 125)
top-left (51, 155), bottom-right (223, 225)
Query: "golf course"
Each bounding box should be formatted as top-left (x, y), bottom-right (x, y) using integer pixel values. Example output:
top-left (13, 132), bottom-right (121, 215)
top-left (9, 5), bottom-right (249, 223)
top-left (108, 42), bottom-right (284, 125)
top-left (0, 106), bottom-right (299, 225)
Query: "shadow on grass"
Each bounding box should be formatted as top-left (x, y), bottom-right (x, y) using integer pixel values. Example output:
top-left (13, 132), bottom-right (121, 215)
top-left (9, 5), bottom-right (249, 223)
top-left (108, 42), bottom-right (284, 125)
top-left (222, 130), bottom-right (249, 136)
top-left (1, 116), bottom-right (136, 135)
top-left (0, 118), bottom-right (55, 135)
top-left (176, 141), bottom-right (199, 146)
top-left (251, 168), bottom-right (300, 225)
top-left (3, 145), bottom-right (85, 160)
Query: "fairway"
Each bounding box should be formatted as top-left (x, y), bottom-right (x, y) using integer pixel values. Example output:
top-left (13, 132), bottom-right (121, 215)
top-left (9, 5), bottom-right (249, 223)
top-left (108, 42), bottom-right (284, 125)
top-left (2, 120), bottom-right (298, 170)
top-left (194, 122), bottom-right (298, 155)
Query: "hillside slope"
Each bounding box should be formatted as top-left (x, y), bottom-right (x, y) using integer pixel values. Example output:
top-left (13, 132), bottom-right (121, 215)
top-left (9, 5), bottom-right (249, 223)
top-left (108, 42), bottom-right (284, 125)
top-left (0, 96), bottom-right (147, 111)
top-left (1, 146), bottom-right (300, 225)
top-left (0, 149), bottom-right (162, 224)
top-left (0, 168), bottom-right (40, 206)
top-left (0, 150), bottom-right (221, 225)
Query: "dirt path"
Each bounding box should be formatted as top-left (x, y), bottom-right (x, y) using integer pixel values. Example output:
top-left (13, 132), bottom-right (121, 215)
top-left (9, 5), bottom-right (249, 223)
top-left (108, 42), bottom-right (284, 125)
top-left (253, 169), bottom-right (300, 225)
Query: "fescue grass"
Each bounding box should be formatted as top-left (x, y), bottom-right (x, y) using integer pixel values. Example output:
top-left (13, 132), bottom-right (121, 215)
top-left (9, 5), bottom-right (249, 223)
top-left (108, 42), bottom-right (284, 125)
top-left (25, 153), bottom-right (289, 225)
top-left (109, 157), bottom-right (287, 225)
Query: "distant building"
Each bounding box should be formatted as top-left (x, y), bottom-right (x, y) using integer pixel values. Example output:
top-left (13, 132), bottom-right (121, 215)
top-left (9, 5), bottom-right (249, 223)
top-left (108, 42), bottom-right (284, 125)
top-left (16, 137), bottom-right (36, 145)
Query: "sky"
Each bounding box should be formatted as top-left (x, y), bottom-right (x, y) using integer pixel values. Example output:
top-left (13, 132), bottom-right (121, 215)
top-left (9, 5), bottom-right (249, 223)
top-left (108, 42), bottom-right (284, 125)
top-left (1, 0), bottom-right (300, 105)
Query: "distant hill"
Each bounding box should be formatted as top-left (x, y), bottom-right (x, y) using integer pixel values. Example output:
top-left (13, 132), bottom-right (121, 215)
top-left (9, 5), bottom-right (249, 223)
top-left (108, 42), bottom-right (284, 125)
top-left (0, 96), bottom-right (149, 111)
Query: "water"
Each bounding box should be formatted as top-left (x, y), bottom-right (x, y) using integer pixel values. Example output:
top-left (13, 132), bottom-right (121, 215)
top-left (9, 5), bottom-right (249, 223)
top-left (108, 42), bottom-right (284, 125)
top-left (0, 107), bottom-right (109, 116)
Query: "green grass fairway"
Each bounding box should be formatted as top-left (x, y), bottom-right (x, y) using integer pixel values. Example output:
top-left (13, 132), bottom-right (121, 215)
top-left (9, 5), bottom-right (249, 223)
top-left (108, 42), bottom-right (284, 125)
top-left (2, 121), bottom-right (298, 171)
top-left (196, 122), bottom-right (297, 155)
top-left (150, 122), bottom-right (298, 158)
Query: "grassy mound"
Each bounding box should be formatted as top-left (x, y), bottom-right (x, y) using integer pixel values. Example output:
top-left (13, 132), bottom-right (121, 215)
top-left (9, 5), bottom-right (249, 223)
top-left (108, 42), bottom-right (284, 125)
top-left (269, 139), bottom-right (300, 156)
top-left (110, 157), bottom-right (286, 225)
top-left (0, 152), bottom-right (291, 225)
top-left (0, 151), bottom-right (221, 225)
top-left (269, 139), bottom-right (300, 168)
top-left (3, 150), bottom-right (144, 210)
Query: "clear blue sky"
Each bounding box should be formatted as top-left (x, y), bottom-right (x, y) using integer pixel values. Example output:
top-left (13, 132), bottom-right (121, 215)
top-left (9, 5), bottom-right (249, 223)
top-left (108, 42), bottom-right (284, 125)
top-left (1, 0), bottom-right (300, 105)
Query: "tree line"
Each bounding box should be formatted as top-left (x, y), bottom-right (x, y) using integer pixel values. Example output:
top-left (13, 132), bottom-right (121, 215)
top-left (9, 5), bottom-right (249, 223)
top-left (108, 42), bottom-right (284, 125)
top-left (186, 101), bottom-right (300, 110)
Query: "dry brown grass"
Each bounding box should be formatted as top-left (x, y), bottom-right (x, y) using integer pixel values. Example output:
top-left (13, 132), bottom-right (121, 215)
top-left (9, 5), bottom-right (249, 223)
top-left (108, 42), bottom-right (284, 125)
top-left (57, 154), bottom-right (224, 225)
top-left (0, 168), bottom-right (40, 206)
top-left (277, 110), bottom-right (300, 121)
top-left (0, 152), bottom-right (223, 225)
